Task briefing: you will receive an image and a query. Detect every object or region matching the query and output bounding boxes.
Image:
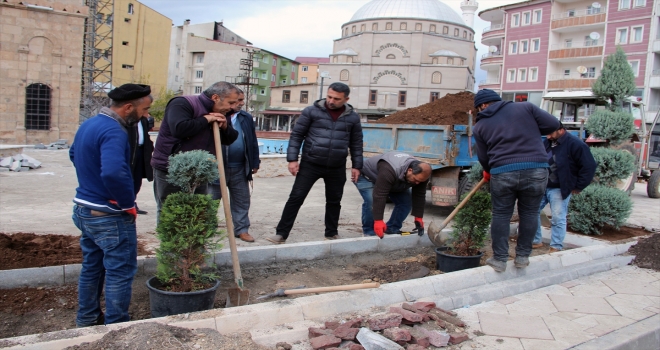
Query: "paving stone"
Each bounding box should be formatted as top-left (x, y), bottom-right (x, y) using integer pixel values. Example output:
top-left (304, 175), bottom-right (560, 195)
top-left (0, 156), bottom-right (13, 167)
top-left (309, 334), bottom-right (341, 349)
top-left (548, 294), bottom-right (619, 315)
top-left (383, 327), bottom-right (411, 343)
top-left (478, 312), bottom-right (554, 340)
top-left (367, 313), bottom-right (402, 330)
top-left (497, 296), bottom-right (520, 305)
top-left (582, 314), bottom-right (636, 337)
top-left (602, 280), bottom-right (660, 297)
top-left (604, 295), bottom-right (656, 320)
top-left (13, 154), bottom-right (24, 161)
top-left (568, 281), bottom-right (615, 297)
top-left (10, 160), bottom-right (21, 171)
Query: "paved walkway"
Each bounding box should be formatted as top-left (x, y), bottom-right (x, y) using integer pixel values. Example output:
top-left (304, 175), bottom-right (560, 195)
top-left (455, 265), bottom-right (660, 349)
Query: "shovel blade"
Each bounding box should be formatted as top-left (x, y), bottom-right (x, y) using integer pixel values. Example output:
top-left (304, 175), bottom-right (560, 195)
top-left (226, 287), bottom-right (250, 307)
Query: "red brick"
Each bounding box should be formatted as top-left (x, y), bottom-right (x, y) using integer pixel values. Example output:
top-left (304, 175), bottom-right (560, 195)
top-left (308, 327), bottom-right (331, 338)
top-left (436, 319), bottom-right (447, 328)
top-left (367, 313), bottom-right (402, 330)
top-left (309, 335), bottom-right (342, 350)
top-left (340, 318), bottom-right (363, 328)
top-left (412, 301), bottom-right (436, 312)
top-left (333, 326), bottom-right (359, 340)
top-left (348, 345), bottom-right (365, 350)
top-left (401, 303), bottom-right (431, 322)
top-left (407, 345), bottom-right (428, 350)
top-left (410, 325), bottom-right (430, 347)
top-left (434, 306), bottom-right (457, 316)
top-left (383, 327), bottom-right (411, 343)
top-left (427, 330), bottom-right (450, 347)
top-left (389, 306), bottom-right (423, 323)
top-left (449, 332), bottom-right (469, 345)
top-left (428, 308), bottom-right (465, 327)
top-left (324, 321), bottom-right (340, 330)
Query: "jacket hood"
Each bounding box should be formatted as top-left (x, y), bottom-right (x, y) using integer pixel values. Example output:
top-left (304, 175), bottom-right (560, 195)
top-left (313, 98), bottom-right (355, 115)
top-left (476, 101), bottom-right (511, 121)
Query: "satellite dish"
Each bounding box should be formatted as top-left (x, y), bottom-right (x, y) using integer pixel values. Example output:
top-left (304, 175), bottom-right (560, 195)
top-left (488, 46), bottom-right (497, 53)
top-left (589, 32), bottom-right (600, 40)
top-left (592, 2), bottom-right (601, 8)
top-left (577, 66), bottom-right (588, 74)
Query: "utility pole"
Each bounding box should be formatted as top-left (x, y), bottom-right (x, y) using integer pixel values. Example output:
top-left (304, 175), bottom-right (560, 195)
top-left (237, 48), bottom-right (260, 112)
top-left (319, 71), bottom-right (330, 99)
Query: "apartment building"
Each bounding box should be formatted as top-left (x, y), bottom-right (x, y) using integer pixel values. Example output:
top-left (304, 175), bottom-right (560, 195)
top-left (479, 0), bottom-right (659, 122)
top-left (295, 57), bottom-right (330, 84)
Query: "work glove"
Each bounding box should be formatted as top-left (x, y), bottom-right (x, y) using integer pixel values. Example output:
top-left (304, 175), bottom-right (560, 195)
top-left (109, 200), bottom-right (138, 221)
top-left (414, 217), bottom-right (424, 236)
top-left (482, 171), bottom-right (491, 182)
top-left (374, 220), bottom-right (387, 239)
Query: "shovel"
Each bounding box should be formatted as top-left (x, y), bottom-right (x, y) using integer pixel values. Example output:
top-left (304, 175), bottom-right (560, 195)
top-left (256, 282), bottom-right (381, 300)
top-left (212, 121), bottom-right (250, 307)
top-left (427, 178), bottom-right (487, 247)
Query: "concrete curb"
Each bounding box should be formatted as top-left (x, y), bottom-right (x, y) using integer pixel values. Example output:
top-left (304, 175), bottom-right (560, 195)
top-left (0, 242), bottom-right (637, 349)
top-left (568, 314), bottom-right (660, 350)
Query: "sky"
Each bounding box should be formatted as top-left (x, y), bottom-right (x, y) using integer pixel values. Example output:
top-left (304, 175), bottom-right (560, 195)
top-left (139, 0), bottom-right (516, 86)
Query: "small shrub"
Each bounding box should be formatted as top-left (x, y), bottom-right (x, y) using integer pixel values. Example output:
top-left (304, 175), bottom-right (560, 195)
top-left (449, 191), bottom-right (491, 256)
top-left (585, 110), bottom-right (634, 146)
top-left (166, 150), bottom-right (218, 193)
top-left (467, 162), bottom-right (484, 184)
top-left (590, 147), bottom-right (636, 187)
top-left (568, 184), bottom-right (632, 235)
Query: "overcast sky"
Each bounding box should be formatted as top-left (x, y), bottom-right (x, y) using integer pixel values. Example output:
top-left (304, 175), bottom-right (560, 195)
top-left (139, 0), bottom-right (515, 86)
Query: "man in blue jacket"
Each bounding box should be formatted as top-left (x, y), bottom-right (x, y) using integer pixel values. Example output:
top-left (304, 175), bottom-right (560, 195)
top-left (70, 83), bottom-right (152, 326)
top-left (533, 123), bottom-right (596, 252)
top-left (472, 89), bottom-right (559, 272)
top-left (208, 89), bottom-right (260, 242)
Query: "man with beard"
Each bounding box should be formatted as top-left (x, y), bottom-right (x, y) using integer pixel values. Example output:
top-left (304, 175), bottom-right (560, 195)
top-left (70, 83), bottom-right (152, 326)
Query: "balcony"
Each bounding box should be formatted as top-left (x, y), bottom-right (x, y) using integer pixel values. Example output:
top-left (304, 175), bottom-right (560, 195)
top-left (547, 73), bottom-right (596, 89)
top-left (551, 9), bottom-right (606, 30)
top-left (650, 70), bottom-right (660, 88)
top-left (482, 24), bottom-right (504, 44)
top-left (480, 52), bottom-right (503, 69)
top-left (549, 41), bottom-right (603, 60)
top-left (479, 79), bottom-right (500, 89)
top-left (653, 40), bottom-right (660, 53)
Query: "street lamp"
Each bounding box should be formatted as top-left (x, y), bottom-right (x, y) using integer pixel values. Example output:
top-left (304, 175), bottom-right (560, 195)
top-left (319, 71), bottom-right (330, 99)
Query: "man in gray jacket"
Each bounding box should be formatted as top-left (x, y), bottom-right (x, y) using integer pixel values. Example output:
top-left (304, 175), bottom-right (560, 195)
top-left (266, 82), bottom-right (363, 244)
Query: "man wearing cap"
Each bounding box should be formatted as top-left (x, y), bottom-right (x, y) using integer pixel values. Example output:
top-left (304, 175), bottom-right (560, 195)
top-left (151, 82), bottom-right (240, 220)
top-left (472, 89), bottom-right (559, 272)
top-left (70, 83), bottom-right (152, 326)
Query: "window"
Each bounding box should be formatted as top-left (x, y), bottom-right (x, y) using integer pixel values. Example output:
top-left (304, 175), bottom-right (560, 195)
top-left (565, 39), bottom-right (572, 48)
top-left (568, 9), bottom-right (576, 17)
top-left (273, 58), bottom-right (277, 65)
top-left (619, 0), bottom-right (631, 9)
top-left (518, 68), bottom-right (527, 82)
top-left (532, 38), bottom-right (540, 52)
top-left (564, 69), bottom-right (571, 76)
top-left (194, 86), bottom-right (202, 94)
top-left (122, 64), bottom-right (134, 70)
top-left (628, 60), bottom-right (640, 76)
top-left (300, 91), bottom-right (309, 104)
top-left (262, 55), bottom-right (269, 63)
top-left (511, 13), bottom-right (520, 27)
top-left (585, 35), bottom-right (598, 46)
top-left (617, 28), bottom-right (629, 44)
top-left (386, 22), bottom-right (392, 30)
top-left (259, 88), bottom-right (266, 95)
top-left (195, 70), bottom-right (203, 79)
top-left (282, 90), bottom-right (291, 103)
top-left (522, 11), bottom-right (531, 25)
top-left (432, 71), bottom-right (442, 84)
top-left (587, 5), bottom-right (601, 14)
top-left (301, 77), bottom-right (308, 83)
top-left (301, 66), bottom-right (308, 72)
top-left (400, 22), bottom-right (407, 30)
top-left (507, 69), bottom-right (516, 82)
top-left (533, 9), bottom-right (542, 24)
top-left (373, 23), bottom-right (378, 31)
top-left (398, 91), bottom-right (406, 107)
top-left (369, 90), bottom-right (377, 105)
top-left (361, 24), bottom-right (366, 32)
top-left (454, 28), bottom-right (459, 37)
top-left (430, 24), bottom-right (436, 33)
top-left (529, 67), bottom-right (538, 82)
top-left (344, 28), bottom-right (348, 36)
top-left (352, 25), bottom-right (356, 33)
top-left (634, 0), bottom-right (645, 7)
top-left (415, 23), bottom-right (422, 31)
top-left (586, 67), bottom-right (596, 78)
top-left (25, 83), bottom-right (51, 130)
top-left (631, 26), bottom-right (643, 43)
top-left (509, 41), bottom-right (518, 54)
top-left (271, 74), bottom-right (275, 82)
top-left (340, 69), bottom-right (349, 81)
top-left (430, 92), bottom-right (439, 102)
top-left (175, 62), bottom-right (179, 68)
top-left (261, 71), bottom-right (267, 79)
top-left (447, 58), bottom-right (453, 65)
top-left (463, 30), bottom-right (467, 38)
top-left (122, 41), bottom-right (128, 46)
top-left (443, 26), bottom-right (448, 34)
top-left (196, 54), bottom-right (204, 63)
top-left (176, 48), bottom-right (180, 55)
top-left (520, 39), bottom-right (529, 53)
top-left (386, 54), bottom-right (395, 59)
top-left (128, 3), bottom-right (134, 14)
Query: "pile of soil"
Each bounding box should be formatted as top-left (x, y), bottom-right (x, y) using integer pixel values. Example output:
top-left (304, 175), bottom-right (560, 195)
top-left (629, 233), bottom-right (660, 271)
top-left (0, 233), bottom-right (151, 270)
top-left (377, 91), bottom-right (475, 125)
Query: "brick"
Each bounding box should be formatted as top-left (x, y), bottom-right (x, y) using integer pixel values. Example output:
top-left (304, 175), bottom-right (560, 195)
top-left (324, 321), bottom-right (340, 330)
top-left (383, 327), bottom-right (411, 343)
top-left (407, 345), bottom-right (427, 350)
top-left (339, 318), bottom-right (363, 328)
top-left (333, 326), bottom-right (359, 340)
top-left (367, 313), bottom-right (402, 330)
top-left (348, 345), bottom-right (365, 350)
top-left (426, 330), bottom-right (450, 347)
top-left (412, 301), bottom-right (436, 312)
top-left (433, 306), bottom-right (456, 316)
top-left (309, 327), bottom-right (332, 338)
top-left (410, 325), bottom-right (431, 347)
top-left (389, 306), bottom-right (423, 323)
top-left (449, 332), bottom-right (469, 345)
top-left (402, 303), bottom-right (430, 322)
top-left (428, 308), bottom-right (465, 327)
top-left (309, 335), bottom-right (341, 350)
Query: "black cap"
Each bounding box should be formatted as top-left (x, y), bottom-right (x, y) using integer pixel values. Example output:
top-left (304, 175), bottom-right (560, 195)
top-left (108, 84), bottom-right (151, 101)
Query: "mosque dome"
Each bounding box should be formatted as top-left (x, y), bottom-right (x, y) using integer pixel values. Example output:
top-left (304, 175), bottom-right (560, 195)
top-left (349, 0), bottom-right (465, 26)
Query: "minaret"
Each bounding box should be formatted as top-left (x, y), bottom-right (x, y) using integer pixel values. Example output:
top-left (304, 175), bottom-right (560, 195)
top-left (460, 0), bottom-right (479, 28)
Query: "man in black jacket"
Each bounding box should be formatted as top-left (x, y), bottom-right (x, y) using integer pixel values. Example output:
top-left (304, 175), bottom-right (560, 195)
top-left (208, 90), bottom-right (260, 242)
top-left (128, 115), bottom-right (154, 214)
top-left (266, 82), bottom-right (363, 244)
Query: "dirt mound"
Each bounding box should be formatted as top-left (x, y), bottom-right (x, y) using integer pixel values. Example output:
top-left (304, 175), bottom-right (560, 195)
top-left (0, 233), bottom-right (151, 270)
top-left (629, 233), bottom-right (660, 271)
top-left (64, 322), bottom-right (268, 350)
top-left (377, 91), bottom-right (475, 125)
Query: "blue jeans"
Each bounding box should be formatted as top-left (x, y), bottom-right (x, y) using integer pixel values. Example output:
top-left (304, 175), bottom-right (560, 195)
top-left (534, 187), bottom-right (571, 250)
top-left (208, 166), bottom-right (252, 235)
top-left (490, 168), bottom-right (548, 262)
top-left (355, 175), bottom-right (412, 236)
top-left (72, 205), bottom-right (138, 327)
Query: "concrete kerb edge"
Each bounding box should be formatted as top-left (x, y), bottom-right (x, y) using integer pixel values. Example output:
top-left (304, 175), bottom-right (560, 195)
top-left (568, 314), bottom-right (660, 350)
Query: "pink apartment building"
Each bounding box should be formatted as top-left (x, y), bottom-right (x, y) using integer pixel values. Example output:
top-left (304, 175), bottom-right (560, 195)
top-left (479, 0), bottom-right (659, 122)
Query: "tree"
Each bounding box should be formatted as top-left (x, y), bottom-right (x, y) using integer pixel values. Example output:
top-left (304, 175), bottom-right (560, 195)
top-left (150, 87), bottom-right (178, 122)
top-left (591, 47), bottom-right (636, 111)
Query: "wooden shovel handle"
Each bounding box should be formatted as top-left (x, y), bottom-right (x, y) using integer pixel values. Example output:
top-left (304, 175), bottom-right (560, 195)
top-left (437, 178), bottom-right (487, 231)
top-left (284, 282), bottom-right (381, 295)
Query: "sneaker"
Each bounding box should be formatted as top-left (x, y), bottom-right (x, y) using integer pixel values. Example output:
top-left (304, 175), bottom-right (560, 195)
top-left (384, 228), bottom-right (401, 235)
top-left (486, 257), bottom-right (507, 272)
top-left (265, 235), bottom-right (286, 244)
top-left (532, 243), bottom-right (543, 249)
top-left (514, 256), bottom-right (529, 268)
top-left (324, 235), bottom-right (339, 240)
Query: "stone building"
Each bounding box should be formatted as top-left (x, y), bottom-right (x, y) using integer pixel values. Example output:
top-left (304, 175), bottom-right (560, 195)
top-left (0, 0), bottom-right (87, 144)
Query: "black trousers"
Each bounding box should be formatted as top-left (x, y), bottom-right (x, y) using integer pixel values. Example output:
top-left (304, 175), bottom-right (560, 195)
top-left (132, 146), bottom-right (144, 196)
top-left (276, 161), bottom-right (346, 239)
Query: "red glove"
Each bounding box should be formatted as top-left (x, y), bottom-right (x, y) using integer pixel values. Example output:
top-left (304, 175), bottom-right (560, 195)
top-left (482, 171), bottom-right (491, 182)
top-left (109, 200), bottom-right (137, 220)
top-left (414, 217), bottom-right (424, 236)
top-left (374, 220), bottom-right (387, 239)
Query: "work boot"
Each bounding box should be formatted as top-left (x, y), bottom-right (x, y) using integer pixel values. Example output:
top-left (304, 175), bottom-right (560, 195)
top-left (265, 234), bottom-right (286, 244)
top-left (324, 235), bottom-right (339, 240)
top-left (237, 232), bottom-right (255, 242)
top-left (532, 243), bottom-right (544, 249)
top-left (548, 247), bottom-right (560, 253)
top-left (514, 256), bottom-right (529, 268)
top-left (486, 257), bottom-right (507, 272)
top-left (384, 228), bottom-right (401, 235)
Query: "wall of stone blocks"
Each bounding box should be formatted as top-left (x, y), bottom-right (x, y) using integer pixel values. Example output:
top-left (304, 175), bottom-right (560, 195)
top-left (0, 1), bottom-right (87, 145)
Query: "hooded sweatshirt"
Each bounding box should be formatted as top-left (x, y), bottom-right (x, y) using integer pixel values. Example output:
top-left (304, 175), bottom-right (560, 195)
top-left (473, 101), bottom-right (559, 174)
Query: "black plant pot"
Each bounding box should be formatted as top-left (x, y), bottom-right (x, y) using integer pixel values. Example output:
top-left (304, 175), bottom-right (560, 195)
top-left (435, 247), bottom-right (484, 273)
top-left (146, 276), bottom-right (220, 318)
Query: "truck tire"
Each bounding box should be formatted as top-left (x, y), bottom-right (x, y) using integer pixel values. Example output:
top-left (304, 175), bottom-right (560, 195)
top-left (648, 171), bottom-right (660, 198)
top-left (458, 174), bottom-right (475, 199)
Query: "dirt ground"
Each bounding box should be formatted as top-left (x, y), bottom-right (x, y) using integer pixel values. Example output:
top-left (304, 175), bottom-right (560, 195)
top-left (629, 233), bottom-right (660, 271)
top-left (377, 91), bottom-right (475, 125)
